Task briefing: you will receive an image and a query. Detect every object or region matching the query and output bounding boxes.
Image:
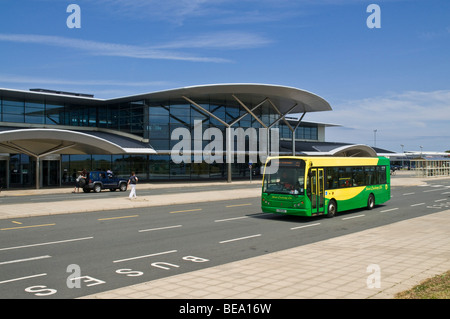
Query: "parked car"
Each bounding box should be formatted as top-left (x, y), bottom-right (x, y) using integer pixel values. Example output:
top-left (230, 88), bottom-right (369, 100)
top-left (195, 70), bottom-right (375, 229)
top-left (82, 171), bottom-right (128, 193)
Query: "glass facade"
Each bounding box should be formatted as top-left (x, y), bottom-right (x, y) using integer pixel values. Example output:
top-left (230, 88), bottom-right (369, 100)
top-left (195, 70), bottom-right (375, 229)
top-left (0, 93), bottom-right (320, 186)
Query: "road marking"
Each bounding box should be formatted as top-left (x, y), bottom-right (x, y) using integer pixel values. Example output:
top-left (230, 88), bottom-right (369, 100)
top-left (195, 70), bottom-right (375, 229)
top-left (11, 221), bottom-right (22, 225)
top-left (0, 273), bottom-right (47, 285)
top-left (342, 214), bottom-right (365, 220)
top-left (424, 188), bottom-right (446, 193)
top-left (246, 213), bottom-right (266, 217)
top-left (139, 225), bottom-right (182, 232)
top-left (219, 234), bottom-right (261, 244)
top-left (225, 203), bottom-right (252, 208)
top-left (0, 255), bottom-right (51, 266)
top-left (410, 203), bottom-right (425, 207)
top-left (215, 216), bottom-right (249, 223)
top-left (113, 250), bottom-right (178, 263)
top-left (0, 237), bottom-right (94, 252)
top-left (435, 199), bottom-right (447, 202)
top-left (98, 215), bottom-right (139, 221)
top-left (0, 223), bottom-right (55, 231)
top-left (402, 192), bottom-right (415, 196)
top-left (29, 196), bottom-right (60, 201)
top-left (442, 192), bottom-right (450, 195)
top-left (380, 208), bottom-right (399, 213)
top-left (170, 209), bottom-right (202, 214)
top-left (290, 223), bottom-right (321, 230)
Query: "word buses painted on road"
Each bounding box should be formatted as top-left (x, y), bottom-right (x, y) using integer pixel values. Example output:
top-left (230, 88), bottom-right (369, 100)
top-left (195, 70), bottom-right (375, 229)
top-left (261, 156), bottom-right (391, 217)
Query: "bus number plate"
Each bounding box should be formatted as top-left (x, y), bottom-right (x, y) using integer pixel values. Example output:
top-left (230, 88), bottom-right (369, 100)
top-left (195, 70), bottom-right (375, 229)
top-left (276, 209), bottom-right (287, 213)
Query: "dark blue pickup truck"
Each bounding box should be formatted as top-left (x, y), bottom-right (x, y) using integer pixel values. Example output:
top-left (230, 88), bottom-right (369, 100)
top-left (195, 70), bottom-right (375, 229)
top-left (82, 171), bottom-right (128, 193)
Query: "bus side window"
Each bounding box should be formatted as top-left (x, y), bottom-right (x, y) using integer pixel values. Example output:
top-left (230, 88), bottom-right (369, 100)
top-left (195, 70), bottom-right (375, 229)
top-left (326, 167), bottom-right (339, 189)
top-left (365, 167), bottom-right (375, 185)
top-left (339, 167), bottom-right (353, 188)
top-left (354, 167), bottom-right (365, 186)
top-left (378, 166), bottom-right (387, 184)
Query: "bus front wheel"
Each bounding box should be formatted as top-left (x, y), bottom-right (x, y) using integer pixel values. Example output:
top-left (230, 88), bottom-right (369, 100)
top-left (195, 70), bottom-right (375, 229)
top-left (327, 200), bottom-right (337, 218)
top-left (367, 194), bottom-right (375, 210)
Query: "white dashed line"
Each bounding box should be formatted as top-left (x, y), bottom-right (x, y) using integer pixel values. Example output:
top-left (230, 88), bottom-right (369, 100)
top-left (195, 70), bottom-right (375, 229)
top-left (380, 208), bottom-right (399, 213)
top-left (219, 234), bottom-right (261, 244)
top-left (290, 223), bottom-right (321, 230)
top-left (139, 225), bottom-right (182, 232)
top-left (342, 214), bottom-right (365, 220)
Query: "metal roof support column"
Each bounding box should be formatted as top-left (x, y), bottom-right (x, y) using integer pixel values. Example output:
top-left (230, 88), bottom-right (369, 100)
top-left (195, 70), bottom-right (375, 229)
top-left (228, 98), bottom-right (269, 161)
top-left (267, 100), bottom-right (298, 131)
top-left (267, 98), bottom-right (306, 156)
top-left (232, 94), bottom-right (267, 128)
top-left (181, 96), bottom-right (229, 127)
top-left (292, 111), bottom-right (306, 156)
top-left (232, 94), bottom-right (271, 167)
top-left (182, 96), bottom-right (234, 182)
top-left (228, 98), bottom-right (268, 127)
top-left (266, 101), bottom-right (298, 158)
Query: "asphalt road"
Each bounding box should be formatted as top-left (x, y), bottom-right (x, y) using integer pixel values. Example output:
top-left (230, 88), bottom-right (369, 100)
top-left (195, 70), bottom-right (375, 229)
top-left (0, 180), bottom-right (449, 299)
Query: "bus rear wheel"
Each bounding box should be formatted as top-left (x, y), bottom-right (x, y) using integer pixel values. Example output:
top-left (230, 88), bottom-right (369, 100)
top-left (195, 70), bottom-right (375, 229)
top-left (327, 200), bottom-right (337, 218)
top-left (367, 194), bottom-right (375, 210)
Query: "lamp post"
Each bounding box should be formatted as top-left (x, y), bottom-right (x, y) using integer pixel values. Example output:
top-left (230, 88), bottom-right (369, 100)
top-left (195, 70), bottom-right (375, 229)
top-left (373, 129), bottom-right (377, 147)
top-left (400, 144), bottom-right (404, 169)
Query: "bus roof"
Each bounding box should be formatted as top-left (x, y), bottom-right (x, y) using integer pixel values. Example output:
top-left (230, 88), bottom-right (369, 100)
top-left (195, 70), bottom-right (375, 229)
top-left (265, 156), bottom-right (389, 167)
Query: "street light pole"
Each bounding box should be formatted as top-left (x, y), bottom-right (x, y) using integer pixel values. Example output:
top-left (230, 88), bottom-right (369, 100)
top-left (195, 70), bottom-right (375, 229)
top-left (373, 129), bottom-right (377, 147)
top-left (400, 144), bottom-right (404, 169)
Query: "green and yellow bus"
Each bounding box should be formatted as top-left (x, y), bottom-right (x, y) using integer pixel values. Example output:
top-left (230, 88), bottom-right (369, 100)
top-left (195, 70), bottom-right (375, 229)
top-left (261, 156), bottom-right (390, 217)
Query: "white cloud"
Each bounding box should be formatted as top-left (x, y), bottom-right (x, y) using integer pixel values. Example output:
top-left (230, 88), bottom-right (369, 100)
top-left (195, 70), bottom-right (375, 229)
top-left (154, 31), bottom-right (272, 50)
top-left (0, 74), bottom-right (172, 88)
top-left (307, 90), bottom-right (450, 151)
top-left (0, 33), bottom-right (227, 63)
top-left (97, 0), bottom-right (224, 24)
top-left (0, 32), bottom-right (271, 63)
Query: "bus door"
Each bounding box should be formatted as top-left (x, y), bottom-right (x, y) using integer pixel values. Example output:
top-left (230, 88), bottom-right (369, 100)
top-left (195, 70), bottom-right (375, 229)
top-left (309, 168), bottom-right (325, 214)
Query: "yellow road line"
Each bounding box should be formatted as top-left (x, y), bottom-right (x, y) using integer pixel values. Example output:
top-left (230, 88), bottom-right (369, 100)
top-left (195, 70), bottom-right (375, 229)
top-left (98, 215), bottom-right (139, 221)
top-left (226, 203), bottom-right (253, 208)
top-left (11, 221), bottom-right (23, 225)
top-left (0, 223), bottom-right (55, 231)
top-left (170, 209), bottom-right (202, 214)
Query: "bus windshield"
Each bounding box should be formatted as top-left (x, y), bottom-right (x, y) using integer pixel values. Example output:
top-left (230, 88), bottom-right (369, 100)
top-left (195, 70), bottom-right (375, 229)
top-left (263, 159), bottom-right (306, 195)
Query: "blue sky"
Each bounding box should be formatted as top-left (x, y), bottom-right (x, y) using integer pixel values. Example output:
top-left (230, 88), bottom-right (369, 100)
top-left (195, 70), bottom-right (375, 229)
top-left (0, 0), bottom-right (449, 152)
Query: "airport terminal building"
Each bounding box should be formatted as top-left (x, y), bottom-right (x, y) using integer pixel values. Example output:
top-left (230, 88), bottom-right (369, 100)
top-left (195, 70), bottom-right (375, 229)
top-left (0, 84), bottom-right (377, 189)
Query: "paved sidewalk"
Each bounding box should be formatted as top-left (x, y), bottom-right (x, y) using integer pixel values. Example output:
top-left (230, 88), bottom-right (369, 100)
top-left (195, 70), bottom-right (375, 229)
top-left (83, 209), bottom-right (450, 299)
top-left (0, 180), bottom-right (261, 220)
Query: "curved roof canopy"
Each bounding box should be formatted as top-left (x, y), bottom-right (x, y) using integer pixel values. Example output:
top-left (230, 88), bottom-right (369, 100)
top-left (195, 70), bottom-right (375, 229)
top-left (0, 128), bottom-right (156, 158)
top-left (110, 83), bottom-right (332, 115)
top-left (280, 141), bottom-right (378, 157)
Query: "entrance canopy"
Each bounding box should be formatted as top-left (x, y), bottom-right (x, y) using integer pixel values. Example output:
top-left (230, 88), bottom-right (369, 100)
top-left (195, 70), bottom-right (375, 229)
top-left (0, 127), bottom-right (156, 189)
top-left (0, 128), bottom-right (156, 156)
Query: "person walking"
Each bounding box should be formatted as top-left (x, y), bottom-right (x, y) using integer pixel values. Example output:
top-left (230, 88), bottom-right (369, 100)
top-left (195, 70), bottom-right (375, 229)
top-left (72, 170), bottom-right (86, 193)
top-left (128, 171), bottom-right (138, 199)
